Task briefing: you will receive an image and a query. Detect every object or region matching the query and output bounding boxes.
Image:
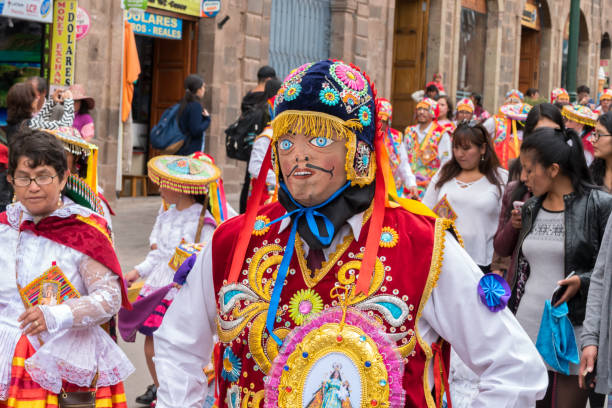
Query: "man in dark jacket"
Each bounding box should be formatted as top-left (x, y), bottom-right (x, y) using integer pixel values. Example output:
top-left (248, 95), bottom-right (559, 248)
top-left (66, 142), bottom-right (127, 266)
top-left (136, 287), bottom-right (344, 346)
top-left (239, 66), bottom-right (277, 212)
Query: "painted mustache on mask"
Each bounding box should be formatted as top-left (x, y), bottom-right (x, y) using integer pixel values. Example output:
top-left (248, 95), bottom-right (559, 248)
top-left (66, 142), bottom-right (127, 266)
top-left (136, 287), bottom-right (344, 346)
top-left (287, 163), bottom-right (335, 178)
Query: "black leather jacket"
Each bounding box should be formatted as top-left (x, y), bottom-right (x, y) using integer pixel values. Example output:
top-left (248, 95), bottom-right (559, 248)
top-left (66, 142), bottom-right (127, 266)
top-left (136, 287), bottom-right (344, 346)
top-left (509, 188), bottom-right (612, 325)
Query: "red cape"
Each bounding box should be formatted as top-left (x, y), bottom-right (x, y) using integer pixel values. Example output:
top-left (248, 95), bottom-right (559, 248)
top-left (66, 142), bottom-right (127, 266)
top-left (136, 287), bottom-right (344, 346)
top-left (0, 211), bottom-right (131, 309)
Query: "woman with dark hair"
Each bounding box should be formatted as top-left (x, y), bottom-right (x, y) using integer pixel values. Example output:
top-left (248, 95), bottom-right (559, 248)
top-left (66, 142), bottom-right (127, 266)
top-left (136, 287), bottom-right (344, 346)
top-left (588, 111), bottom-right (612, 192)
top-left (435, 94), bottom-right (455, 134)
top-left (69, 84), bottom-right (96, 141)
top-left (177, 74), bottom-right (211, 155)
top-left (0, 128), bottom-right (132, 407)
top-left (493, 103), bottom-right (564, 280)
top-left (510, 127), bottom-right (612, 408)
top-left (470, 92), bottom-right (490, 121)
top-left (6, 82), bottom-right (74, 143)
top-left (423, 123), bottom-right (507, 271)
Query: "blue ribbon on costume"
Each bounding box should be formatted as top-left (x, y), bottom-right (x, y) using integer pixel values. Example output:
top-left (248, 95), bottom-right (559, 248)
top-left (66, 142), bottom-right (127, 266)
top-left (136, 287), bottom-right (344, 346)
top-left (387, 128), bottom-right (400, 157)
top-left (216, 185), bottom-right (225, 221)
top-left (264, 181), bottom-right (351, 345)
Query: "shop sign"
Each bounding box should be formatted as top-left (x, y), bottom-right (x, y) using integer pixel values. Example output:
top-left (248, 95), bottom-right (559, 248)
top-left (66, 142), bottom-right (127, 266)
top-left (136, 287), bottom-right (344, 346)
top-left (127, 10), bottom-right (182, 40)
top-left (521, 1), bottom-right (540, 31)
top-left (201, 0), bottom-right (220, 18)
top-left (76, 7), bottom-right (90, 40)
top-left (50, 0), bottom-right (77, 86)
top-left (123, 0), bottom-right (147, 10)
top-left (0, 0), bottom-right (53, 23)
top-left (147, 0), bottom-right (200, 17)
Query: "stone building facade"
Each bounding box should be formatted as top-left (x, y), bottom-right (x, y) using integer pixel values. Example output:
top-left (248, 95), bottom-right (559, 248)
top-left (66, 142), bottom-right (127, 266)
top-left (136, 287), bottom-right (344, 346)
top-left (71, 0), bottom-right (612, 202)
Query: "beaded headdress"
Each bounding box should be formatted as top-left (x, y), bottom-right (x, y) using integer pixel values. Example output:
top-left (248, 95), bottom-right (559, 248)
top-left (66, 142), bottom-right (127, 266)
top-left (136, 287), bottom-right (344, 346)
top-left (600, 89), bottom-right (612, 101)
top-left (499, 103), bottom-right (532, 121)
top-left (377, 98), bottom-right (393, 123)
top-left (456, 98), bottom-right (475, 113)
top-left (551, 88), bottom-right (570, 103)
top-left (416, 97), bottom-right (438, 118)
top-left (562, 104), bottom-right (599, 127)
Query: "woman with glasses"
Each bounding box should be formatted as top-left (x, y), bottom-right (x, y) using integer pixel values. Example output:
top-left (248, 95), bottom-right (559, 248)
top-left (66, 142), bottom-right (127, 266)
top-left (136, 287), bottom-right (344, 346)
top-left (588, 112), bottom-right (612, 192)
top-left (0, 129), bottom-right (133, 407)
top-left (510, 127), bottom-right (612, 408)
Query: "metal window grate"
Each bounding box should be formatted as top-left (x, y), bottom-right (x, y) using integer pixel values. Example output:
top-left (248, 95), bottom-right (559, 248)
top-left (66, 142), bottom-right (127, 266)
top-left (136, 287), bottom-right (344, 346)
top-left (269, 0), bottom-right (331, 81)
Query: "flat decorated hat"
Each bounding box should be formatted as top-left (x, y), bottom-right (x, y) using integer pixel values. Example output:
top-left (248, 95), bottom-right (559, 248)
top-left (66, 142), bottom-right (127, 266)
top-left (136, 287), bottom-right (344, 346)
top-left (505, 89), bottom-right (524, 104)
top-left (562, 104), bottom-right (599, 127)
top-left (272, 59), bottom-right (376, 187)
top-left (499, 103), bottom-right (532, 121)
top-left (416, 97), bottom-right (438, 117)
top-left (600, 89), bottom-right (612, 101)
top-left (377, 98), bottom-right (393, 122)
top-left (147, 155), bottom-right (221, 195)
top-left (47, 126), bottom-right (97, 157)
top-left (551, 88), bottom-right (570, 103)
top-left (456, 98), bottom-right (475, 113)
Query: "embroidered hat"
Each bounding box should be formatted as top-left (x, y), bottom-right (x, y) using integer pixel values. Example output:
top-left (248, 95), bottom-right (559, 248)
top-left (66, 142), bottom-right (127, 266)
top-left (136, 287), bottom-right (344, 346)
top-left (562, 104), bottom-right (599, 127)
top-left (499, 103), bottom-right (532, 121)
top-left (600, 89), bottom-right (612, 101)
top-left (272, 60), bottom-right (376, 187)
top-left (147, 155), bottom-right (221, 195)
top-left (456, 98), bottom-right (475, 113)
top-left (377, 98), bottom-right (393, 123)
top-left (551, 88), bottom-right (570, 103)
top-left (504, 89), bottom-right (524, 104)
top-left (416, 97), bottom-right (438, 118)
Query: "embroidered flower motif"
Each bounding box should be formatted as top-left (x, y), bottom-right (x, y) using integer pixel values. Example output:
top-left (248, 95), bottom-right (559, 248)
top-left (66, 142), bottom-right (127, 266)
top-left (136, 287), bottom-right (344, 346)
top-left (319, 86), bottom-right (340, 106)
top-left (359, 105), bottom-right (372, 126)
top-left (341, 91), bottom-right (360, 110)
top-left (252, 215), bottom-right (271, 236)
top-left (333, 63), bottom-right (366, 92)
top-left (284, 62), bottom-right (312, 83)
top-left (289, 289), bottom-right (323, 325)
top-left (284, 83), bottom-right (301, 101)
top-left (221, 348), bottom-right (242, 382)
top-left (380, 227), bottom-right (399, 248)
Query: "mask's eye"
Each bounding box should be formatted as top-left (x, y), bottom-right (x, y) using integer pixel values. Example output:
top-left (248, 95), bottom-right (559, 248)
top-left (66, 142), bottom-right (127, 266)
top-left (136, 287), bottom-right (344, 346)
top-left (309, 137), bottom-right (334, 148)
top-left (279, 139), bottom-right (294, 151)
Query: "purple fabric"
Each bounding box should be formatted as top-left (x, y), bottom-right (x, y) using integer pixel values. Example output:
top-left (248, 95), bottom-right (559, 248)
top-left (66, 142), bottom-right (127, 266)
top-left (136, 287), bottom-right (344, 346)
top-left (72, 113), bottom-right (93, 133)
top-left (173, 254), bottom-right (197, 285)
top-left (118, 284), bottom-right (173, 342)
top-left (478, 273), bottom-right (511, 312)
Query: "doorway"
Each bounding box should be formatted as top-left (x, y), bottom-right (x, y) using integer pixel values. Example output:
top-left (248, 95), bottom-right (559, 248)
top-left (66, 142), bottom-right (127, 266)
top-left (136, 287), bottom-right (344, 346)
top-left (130, 19), bottom-right (198, 194)
top-left (391, 0), bottom-right (430, 132)
top-left (519, 26), bottom-right (540, 93)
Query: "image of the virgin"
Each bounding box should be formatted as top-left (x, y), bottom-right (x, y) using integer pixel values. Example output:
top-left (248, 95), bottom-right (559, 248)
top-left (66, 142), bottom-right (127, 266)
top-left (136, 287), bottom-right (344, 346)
top-left (302, 352), bottom-right (361, 408)
top-left (40, 281), bottom-right (59, 306)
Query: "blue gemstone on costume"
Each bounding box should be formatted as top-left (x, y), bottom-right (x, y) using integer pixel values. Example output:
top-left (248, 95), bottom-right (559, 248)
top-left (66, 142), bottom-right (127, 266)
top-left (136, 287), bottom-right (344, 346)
top-left (364, 361), bottom-right (371, 368)
top-left (302, 352), bottom-right (309, 358)
top-left (376, 301), bottom-right (403, 320)
top-left (360, 335), bottom-right (366, 342)
top-left (284, 365), bottom-right (290, 371)
top-left (254, 219), bottom-right (265, 230)
top-left (379, 379), bottom-right (387, 386)
top-left (381, 232), bottom-right (392, 243)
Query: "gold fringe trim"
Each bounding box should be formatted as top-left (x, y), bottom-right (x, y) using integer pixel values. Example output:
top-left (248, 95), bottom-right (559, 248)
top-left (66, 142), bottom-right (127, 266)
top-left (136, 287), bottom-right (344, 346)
top-left (271, 110), bottom-right (363, 143)
top-left (414, 217), bottom-right (453, 408)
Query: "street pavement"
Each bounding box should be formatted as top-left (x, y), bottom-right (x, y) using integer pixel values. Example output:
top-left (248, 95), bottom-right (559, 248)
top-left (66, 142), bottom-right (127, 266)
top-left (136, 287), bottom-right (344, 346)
top-left (113, 196), bottom-right (160, 407)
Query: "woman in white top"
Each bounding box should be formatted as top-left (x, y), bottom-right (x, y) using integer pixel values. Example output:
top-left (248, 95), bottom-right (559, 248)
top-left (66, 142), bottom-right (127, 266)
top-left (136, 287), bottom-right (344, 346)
top-left (423, 122), bottom-right (507, 408)
top-left (423, 122), bottom-right (508, 271)
top-left (0, 129), bottom-right (133, 407)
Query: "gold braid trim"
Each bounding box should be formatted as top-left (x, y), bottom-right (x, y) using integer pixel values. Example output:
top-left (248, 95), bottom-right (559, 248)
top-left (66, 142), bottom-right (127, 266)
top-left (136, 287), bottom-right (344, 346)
top-left (414, 217), bottom-right (453, 408)
top-left (561, 107), bottom-right (598, 127)
top-left (270, 110), bottom-right (363, 143)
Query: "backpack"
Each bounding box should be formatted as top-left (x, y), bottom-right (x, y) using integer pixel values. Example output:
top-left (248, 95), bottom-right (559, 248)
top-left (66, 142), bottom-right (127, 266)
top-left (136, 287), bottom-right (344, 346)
top-left (150, 104), bottom-right (188, 154)
top-left (224, 107), bottom-right (265, 161)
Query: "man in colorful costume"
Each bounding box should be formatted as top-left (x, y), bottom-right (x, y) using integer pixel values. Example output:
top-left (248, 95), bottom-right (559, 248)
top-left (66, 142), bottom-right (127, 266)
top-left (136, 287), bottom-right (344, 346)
top-left (455, 98), bottom-right (475, 123)
top-left (562, 104), bottom-right (599, 165)
top-left (482, 96), bottom-right (532, 169)
top-left (403, 98), bottom-right (451, 198)
top-left (551, 87), bottom-right (571, 106)
top-left (378, 98), bottom-right (418, 198)
top-left (153, 60), bottom-right (547, 408)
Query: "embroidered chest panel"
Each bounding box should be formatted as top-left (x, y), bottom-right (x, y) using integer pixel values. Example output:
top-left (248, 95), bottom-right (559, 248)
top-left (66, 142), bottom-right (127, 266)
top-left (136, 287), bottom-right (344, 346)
top-left (214, 207), bottom-right (440, 407)
top-left (404, 127), bottom-right (442, 180)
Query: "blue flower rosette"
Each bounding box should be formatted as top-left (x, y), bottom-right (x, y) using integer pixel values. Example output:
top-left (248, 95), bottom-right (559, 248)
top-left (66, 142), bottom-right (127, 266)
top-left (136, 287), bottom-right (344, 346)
top-left (477, 273), bottom-right (511, 312)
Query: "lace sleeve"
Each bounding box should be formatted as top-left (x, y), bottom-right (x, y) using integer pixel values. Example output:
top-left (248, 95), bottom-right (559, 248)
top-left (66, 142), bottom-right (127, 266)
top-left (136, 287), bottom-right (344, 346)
top-left (63, 257), bottom-right (122, 328)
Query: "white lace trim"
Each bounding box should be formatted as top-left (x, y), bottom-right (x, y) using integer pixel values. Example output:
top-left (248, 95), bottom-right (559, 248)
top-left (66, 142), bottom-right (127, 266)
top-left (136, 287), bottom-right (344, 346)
top-left (7, 197), bottom-right (95, 227)
top-left (24, 326), bottom-right (134, 393)
top-left (0, 325), bottom-right (21, 400)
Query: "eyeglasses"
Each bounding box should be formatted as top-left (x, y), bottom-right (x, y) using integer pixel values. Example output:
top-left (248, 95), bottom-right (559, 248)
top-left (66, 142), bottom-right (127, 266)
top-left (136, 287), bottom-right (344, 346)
top-left (12, 174), bottom-right (58, 187)
top-left (589, 131), bottom-right (612, 143)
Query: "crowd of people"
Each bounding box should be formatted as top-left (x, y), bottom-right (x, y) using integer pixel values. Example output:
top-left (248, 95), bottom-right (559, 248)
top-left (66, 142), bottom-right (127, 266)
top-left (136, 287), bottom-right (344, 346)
top-left (0, 59), bottom-right (612, 408)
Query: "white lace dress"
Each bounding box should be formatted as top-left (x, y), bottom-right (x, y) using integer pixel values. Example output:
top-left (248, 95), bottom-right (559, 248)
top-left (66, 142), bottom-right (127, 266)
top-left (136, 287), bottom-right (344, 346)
top-left (0, 198), bottom-right (134, 398)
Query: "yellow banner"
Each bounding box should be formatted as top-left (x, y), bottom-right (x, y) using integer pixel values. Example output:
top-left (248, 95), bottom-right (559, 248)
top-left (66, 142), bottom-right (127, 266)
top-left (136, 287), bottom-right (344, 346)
top-left (50, 0), bottom-right (77, 86)
top-left (148, 0), bottom-right (201, 17)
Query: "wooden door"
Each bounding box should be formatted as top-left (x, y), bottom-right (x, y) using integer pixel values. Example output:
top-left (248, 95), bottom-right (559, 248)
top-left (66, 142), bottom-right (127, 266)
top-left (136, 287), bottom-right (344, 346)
top-left (519, 27), bottom-right (540, 93)
top-left (391, 0), bottom-right (430, 132)
top-left (147, 20), bottom-right (198, 192)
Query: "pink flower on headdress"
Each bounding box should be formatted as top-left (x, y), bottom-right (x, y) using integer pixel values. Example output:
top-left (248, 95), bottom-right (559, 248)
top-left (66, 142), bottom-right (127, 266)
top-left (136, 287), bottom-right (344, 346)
top-left (284, 62), bottom-right (312, 83)
top-left (334, 64), bottom-right (366, 92)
